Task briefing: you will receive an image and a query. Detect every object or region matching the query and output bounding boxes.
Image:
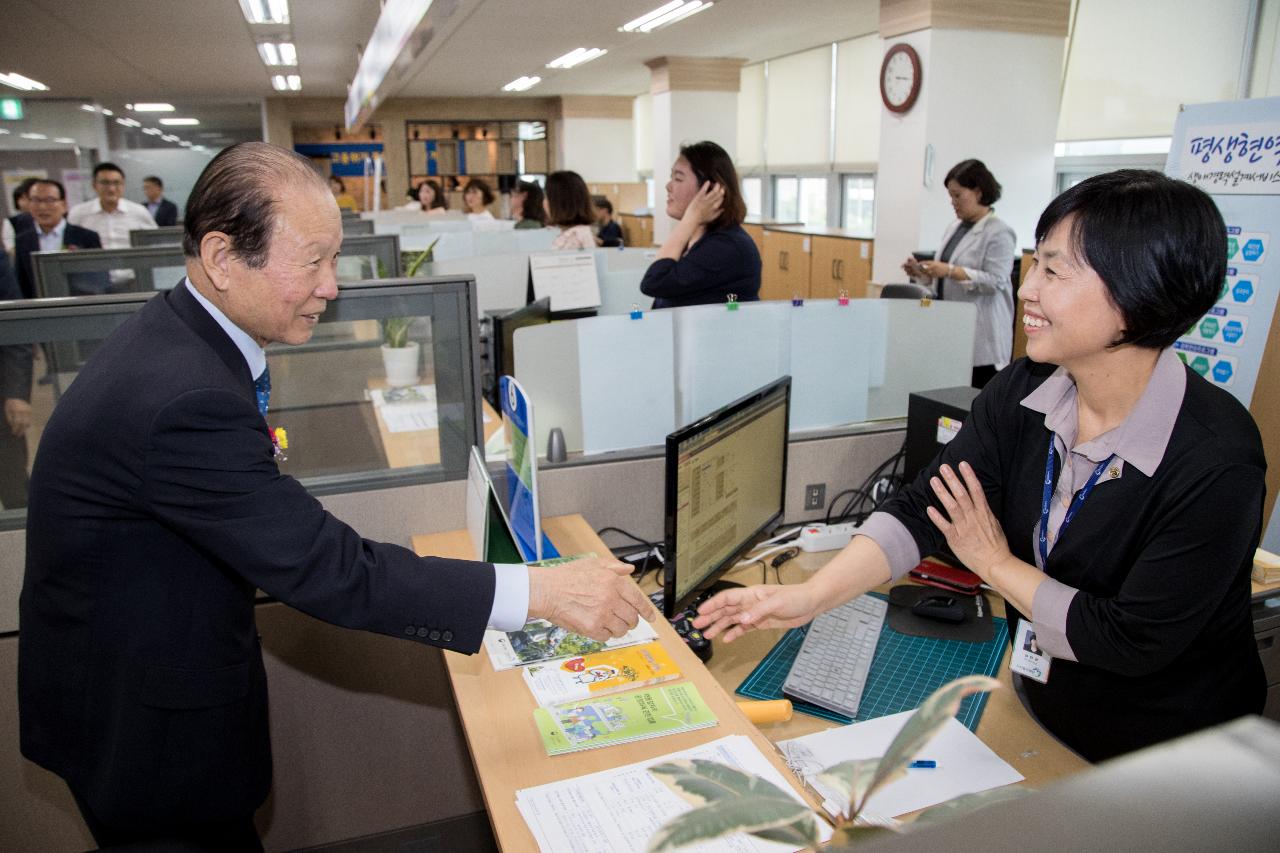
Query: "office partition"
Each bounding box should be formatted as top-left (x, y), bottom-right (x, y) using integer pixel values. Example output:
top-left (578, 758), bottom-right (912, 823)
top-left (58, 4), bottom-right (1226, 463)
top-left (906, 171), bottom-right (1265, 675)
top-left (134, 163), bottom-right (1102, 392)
top-left (128, 225), bottom-right (185, 247)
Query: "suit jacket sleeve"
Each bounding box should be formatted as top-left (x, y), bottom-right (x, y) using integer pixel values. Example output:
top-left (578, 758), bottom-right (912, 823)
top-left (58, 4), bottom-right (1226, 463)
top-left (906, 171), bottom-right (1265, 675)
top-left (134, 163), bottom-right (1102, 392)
top-left (141, 385), bottom-right (497, 653)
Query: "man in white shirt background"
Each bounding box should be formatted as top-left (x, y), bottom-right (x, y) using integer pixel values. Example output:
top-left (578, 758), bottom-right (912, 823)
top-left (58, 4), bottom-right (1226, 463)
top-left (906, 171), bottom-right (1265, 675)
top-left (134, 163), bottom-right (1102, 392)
top-left (67, 162), bottom-right (157, 250)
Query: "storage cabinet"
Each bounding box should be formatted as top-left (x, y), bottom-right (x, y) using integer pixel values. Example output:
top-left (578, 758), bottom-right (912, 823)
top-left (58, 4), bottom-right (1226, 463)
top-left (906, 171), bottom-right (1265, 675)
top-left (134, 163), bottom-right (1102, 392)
top-left (761, 230), bottom-right (811, 301)
top-left (618, 214), bottom-right (654, 247)
top-left (810, 236), bottom-right (873, 300)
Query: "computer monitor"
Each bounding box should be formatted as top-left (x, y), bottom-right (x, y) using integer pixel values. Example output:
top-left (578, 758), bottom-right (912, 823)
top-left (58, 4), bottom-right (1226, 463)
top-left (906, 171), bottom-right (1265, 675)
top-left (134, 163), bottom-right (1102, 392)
top-left (487, 297), bottom-right (551, 409)
top-left (661, 377), bottom-right (791, 618)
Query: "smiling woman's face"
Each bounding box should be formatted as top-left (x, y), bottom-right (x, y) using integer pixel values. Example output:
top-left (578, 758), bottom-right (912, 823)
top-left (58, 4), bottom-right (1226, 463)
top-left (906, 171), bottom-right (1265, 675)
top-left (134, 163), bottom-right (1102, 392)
top-left (665, 156), bottom-right (700, 220)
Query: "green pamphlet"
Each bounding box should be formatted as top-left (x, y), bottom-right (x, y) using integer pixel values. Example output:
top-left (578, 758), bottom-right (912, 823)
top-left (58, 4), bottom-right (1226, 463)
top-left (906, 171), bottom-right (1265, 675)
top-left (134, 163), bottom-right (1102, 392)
top-left (533, 682), bottom-right (718, 756)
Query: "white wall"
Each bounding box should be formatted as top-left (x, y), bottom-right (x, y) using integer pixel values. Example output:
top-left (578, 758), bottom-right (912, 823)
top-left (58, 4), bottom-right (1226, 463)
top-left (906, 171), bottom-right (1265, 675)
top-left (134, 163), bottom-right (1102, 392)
top-left (556, 116), bottom-right (635, 183)
top-left (651, 90), bottom-right (738, 243)
top-left (106, 146), bottom-right (220, 219)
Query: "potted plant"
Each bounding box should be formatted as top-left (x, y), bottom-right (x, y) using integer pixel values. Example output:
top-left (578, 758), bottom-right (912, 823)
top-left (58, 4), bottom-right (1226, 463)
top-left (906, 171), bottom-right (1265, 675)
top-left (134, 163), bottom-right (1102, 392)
top-left (646, 675), bottom-right (1024, 851)
top-left (380, 316), bottom-right (419, 388)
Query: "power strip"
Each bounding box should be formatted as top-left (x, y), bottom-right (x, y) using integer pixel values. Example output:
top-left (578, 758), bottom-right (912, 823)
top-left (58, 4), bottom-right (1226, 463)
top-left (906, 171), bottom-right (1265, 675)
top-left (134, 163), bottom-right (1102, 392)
top-left (797, 522), bottom-right (859, 552)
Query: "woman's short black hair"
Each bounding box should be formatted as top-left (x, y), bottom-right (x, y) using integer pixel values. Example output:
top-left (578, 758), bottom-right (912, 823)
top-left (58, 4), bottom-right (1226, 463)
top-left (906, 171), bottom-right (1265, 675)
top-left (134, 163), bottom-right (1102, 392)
top-left (944, 159), bottom-right (1001, 205)
top-left (678, 141), bottom-right (746, 230)
top-left (1034, 169), bottom-right (1226, 350)
top-left (545, 171), bottom-right (594, 227)
top-left (516, 180), bottom-right (546, 224)
top-left (464, 177), bottom-right (495, 206)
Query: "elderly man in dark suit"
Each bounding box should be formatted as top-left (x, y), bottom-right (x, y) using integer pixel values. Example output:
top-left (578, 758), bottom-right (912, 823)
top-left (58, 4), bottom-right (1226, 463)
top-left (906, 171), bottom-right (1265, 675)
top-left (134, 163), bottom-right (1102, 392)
top-left (19, 142), bottom-right (650, 849)
top-left (14, 179), bottom-right (104, 299)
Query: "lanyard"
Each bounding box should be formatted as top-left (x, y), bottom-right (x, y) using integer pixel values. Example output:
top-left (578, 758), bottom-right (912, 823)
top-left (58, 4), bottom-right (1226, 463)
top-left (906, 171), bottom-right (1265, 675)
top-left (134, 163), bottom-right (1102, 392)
top-left (1039, 436), bottom-right (1112, 567)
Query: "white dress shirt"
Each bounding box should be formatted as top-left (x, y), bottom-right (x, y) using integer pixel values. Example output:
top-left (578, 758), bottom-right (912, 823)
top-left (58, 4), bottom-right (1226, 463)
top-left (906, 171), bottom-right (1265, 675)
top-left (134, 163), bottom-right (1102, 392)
top-left (37, 218), bottom-right (68, 253)
top-left (182, 277), bottom-right (530, 631)
top-left (67, 197), bottom-right (157, 250)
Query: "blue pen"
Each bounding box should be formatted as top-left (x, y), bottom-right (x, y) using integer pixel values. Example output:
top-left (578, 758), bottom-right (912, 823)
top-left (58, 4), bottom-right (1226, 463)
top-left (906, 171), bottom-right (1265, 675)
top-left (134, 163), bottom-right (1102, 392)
top-left (909, 760), bottom-right (937, 769)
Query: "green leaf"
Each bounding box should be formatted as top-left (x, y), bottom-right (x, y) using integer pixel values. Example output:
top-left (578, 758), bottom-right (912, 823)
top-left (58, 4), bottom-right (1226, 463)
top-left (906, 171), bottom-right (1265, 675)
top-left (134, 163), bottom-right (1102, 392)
top-left (856, 675), bottom-right (1000, 816)
top-left (815, 759), bottom-right (879, 811)
top-left (645, 795), bottom-right (815, 853)
top-left (405, 237), bottom-right (440, 277)
top-left (382, 316), bottom-right (413, 348)
top-left (649, 760), bottom-right (795, 807)
top-left (751, 817), bottom-right (821, 847)
top-left (824, 823), bottom-right (900, 850)
top-left (912, 786), bottom-right (1035, 825)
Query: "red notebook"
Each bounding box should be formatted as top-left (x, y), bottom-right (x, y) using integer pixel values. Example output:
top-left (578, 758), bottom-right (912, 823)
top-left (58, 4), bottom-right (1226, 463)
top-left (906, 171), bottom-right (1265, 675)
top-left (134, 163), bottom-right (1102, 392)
top-left (908, 558), bottom-right (983, 595)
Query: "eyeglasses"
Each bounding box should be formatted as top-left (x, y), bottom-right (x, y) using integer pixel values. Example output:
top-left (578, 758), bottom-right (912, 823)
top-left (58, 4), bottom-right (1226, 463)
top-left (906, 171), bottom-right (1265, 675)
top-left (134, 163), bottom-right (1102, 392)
top-left (28, 196), bottom-right (62, 204)
top-left (95, 179), bottom-right (125, 187)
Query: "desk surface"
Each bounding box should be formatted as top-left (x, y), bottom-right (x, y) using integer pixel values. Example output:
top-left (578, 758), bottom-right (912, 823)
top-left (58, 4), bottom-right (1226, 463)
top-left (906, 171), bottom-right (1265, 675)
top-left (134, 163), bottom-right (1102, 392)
top-left (413, 517), bottom-right (1087, 850)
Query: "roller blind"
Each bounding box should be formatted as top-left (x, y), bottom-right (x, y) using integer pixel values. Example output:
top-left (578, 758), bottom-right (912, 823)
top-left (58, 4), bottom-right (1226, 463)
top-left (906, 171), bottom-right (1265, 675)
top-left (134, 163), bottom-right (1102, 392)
top-left (737, 64), bottom-right (765, 170)
top-left (833, 33), bottom-right (881, 167)
top-left (765, 45), bottom-right (832, 169)
top-left (634, 94), bottom-right (652, 173)
top-left (1059, 0), bottom-right (1252, 141)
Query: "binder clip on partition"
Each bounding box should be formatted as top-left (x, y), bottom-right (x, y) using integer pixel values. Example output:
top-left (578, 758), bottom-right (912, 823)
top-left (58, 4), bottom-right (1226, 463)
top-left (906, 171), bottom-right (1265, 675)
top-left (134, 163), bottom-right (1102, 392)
top-left (838, 289), bottom-right (850, 306)
top-left (726, 294), bottom-right (739, 311)
top-left (629, 302), bottom-right (643, 320)
top-left (791, 294), bottom-right (804, 307)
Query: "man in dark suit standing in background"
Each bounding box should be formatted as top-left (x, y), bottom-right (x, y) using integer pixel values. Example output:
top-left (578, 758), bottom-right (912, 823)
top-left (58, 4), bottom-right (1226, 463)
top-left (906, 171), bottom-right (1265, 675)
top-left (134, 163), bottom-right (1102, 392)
top-left (0, 250), bottom-right (33, 509)
top-left (18, 142), bottom-right (650, 849)
top-left (142, 174), bottom-right (179, 226)
top-left (14, 179), bottom-right (103, 299)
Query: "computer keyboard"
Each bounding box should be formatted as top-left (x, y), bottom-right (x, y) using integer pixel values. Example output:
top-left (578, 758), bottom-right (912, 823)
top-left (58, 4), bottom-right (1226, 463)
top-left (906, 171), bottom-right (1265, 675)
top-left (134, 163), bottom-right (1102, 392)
top-left (782, 594), bottom-right (887, 717)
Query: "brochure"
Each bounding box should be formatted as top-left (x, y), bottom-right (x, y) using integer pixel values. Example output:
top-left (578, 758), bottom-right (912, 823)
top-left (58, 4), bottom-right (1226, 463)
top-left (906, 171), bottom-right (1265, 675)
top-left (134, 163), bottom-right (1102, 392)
top-left (533, 682), bottom-right (717, 756)
top-left (522, 642), bottom-right (681, 706)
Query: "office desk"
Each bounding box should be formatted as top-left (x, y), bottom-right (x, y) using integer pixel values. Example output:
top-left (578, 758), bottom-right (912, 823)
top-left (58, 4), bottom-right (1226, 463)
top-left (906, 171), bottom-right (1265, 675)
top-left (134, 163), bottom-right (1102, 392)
top-left (412, 517), bottom-right (1087, 850)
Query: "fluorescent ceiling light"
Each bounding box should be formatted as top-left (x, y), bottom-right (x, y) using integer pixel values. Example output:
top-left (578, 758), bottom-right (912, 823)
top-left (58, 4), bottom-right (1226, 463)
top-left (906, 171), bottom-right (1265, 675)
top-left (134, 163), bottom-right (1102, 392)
top-left (257, 42), bottom-right (297, 66)
top-left (502, 76), bottom-right (541, 92)
top-left (160, 117), bottom-right (200, 126)
top-left (0, 129), bottom-right (9, 135)
top-left (621, 0), bottom-right (712, 32)
top-left (54, 137), bottom-right (77, 144)
top-left (239, 0), bottom-right (289, 24)
top-left (80, 104), bottom-right (97, 112)
top-left (142, 127), bottom-right (163, 136)
top-left (179, 141), bottom-right (193, 147)
top-left (271, 74), bottom-right (302, 91)
top-left (0, 72), bottom-right (49, 92)
top-left (546, 48), bottom-right (607, 69)
top-left (102, 109), bottom-right (113, 116)
top-left (131, 103), bottom-right (174, 112)
top-left (20, 132), bottom-right (48, 140)
top-left (161, 134), bottom-right (179, 142)
top-left (116, 117), bottom-right (141, 127)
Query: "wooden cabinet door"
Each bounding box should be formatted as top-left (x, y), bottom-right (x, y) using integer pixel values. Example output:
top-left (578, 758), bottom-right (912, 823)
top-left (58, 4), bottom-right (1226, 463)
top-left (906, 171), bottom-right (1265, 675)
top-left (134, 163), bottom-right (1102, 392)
top-left (743, 223), bottom-right (765, 256)
top-left (761, 231), bottom-right (811, 301)
top-left (809, 237), bottom-right (873, 300)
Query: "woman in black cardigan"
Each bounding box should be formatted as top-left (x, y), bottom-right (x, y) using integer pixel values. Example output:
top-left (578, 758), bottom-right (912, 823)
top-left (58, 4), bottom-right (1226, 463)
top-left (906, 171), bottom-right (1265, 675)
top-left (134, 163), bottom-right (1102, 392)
top-left (640, 140), bottom-right (761, 309)
top-left (694, 170), bottom-right (1266, 762)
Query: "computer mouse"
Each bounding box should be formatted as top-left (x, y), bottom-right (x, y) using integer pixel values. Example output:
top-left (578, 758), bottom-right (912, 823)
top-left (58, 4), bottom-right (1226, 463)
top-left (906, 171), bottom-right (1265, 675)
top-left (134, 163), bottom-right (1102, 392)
top-left (911, 593), bottom-right (966, 624)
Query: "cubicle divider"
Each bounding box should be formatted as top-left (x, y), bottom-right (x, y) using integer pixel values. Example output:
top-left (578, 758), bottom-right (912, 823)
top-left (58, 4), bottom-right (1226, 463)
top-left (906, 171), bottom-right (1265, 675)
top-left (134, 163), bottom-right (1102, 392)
top-left (513, 298), bottom-right (976, 458)
top-left (128, 225), bottom-right (185, 247)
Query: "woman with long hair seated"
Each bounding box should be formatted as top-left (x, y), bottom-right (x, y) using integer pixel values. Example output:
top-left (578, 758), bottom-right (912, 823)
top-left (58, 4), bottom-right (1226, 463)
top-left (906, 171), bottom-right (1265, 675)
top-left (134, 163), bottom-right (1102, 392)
top-left (639, 140), bottom-right (760, 308)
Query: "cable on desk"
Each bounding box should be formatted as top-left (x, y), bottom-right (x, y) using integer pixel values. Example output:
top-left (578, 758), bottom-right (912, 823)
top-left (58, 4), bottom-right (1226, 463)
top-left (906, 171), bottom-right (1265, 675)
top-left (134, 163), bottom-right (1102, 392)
top-left (827, 441), bottom-right (907, 526)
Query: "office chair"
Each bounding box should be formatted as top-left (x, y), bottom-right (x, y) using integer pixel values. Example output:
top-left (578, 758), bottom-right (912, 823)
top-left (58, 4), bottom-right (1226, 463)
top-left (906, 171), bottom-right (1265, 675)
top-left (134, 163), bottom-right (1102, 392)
top-left (880, 282), bottom-right (932, 299)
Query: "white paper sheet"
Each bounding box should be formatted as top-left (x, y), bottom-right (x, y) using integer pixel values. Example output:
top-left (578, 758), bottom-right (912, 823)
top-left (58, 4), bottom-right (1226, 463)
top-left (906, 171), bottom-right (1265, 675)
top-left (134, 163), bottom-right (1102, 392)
top-left (369, 384), bottom-right (438, 432)
top-left (777, 711), bottom-right (1023, 821)
top-left (515, 734), bottom-right (831, 853)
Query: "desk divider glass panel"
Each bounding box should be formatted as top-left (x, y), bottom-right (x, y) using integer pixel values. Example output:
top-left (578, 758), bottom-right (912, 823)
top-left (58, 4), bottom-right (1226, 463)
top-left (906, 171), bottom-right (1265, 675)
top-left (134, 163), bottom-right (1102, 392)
top-left (0, 275), bottom-right (483, 529)
top-left (32, 235), bottom-right (403, 302)
top-left (129, 225), bottom-right (185, 247)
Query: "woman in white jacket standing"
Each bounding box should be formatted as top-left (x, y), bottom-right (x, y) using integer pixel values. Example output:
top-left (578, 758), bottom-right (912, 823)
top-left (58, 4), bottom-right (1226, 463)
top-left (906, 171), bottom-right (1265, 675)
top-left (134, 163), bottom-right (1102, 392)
top-left (904, 159), bottom-right (1017, 388)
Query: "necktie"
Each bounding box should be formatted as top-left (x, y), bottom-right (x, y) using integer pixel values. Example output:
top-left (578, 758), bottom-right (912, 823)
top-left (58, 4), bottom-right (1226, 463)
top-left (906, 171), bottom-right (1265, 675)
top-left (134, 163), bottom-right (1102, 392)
top-left (253, 367), bottom-right (271, 418)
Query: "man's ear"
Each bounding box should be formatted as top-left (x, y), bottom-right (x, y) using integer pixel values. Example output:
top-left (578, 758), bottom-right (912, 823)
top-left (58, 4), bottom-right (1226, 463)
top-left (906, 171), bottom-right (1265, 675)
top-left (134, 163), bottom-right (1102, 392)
top-left (199, 231), bottom-right (235, 293)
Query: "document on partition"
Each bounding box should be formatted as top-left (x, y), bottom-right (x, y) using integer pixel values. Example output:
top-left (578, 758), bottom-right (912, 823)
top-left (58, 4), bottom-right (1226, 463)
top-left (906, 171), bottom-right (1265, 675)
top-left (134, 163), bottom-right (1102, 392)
top-left (529, 251), bottom-right (601, 312)
top-left (777, 711), bottom-right (1023, 821)
top-left (515, 734), bottom-right (832, 853)
top-left (369, 384), bottom-right (438, 432)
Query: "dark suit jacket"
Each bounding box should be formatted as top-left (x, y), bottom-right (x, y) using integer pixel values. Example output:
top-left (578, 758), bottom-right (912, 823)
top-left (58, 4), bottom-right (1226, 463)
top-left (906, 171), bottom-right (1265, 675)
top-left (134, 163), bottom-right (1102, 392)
top-left (8, 211), bottom-right (33, 239)
top-left (0, 251), bottom-right (32, 400)
top-left (19, 282), bottom-right (496, 828)
top-left (151, 198), bottom-right (179, 227)
top-left (15, 221), bottom-right (103, 299)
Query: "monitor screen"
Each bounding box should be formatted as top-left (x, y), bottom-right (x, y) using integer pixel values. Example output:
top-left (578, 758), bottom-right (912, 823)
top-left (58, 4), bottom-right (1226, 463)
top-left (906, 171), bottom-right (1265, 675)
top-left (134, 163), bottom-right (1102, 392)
top-left (662, 377), bottom-right (791, 617)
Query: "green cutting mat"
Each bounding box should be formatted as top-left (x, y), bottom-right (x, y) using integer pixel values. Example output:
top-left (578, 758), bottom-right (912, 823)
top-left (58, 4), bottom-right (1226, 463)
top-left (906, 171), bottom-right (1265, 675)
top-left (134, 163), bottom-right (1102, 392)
top-left (735, 593), bottom-right (1008, 732)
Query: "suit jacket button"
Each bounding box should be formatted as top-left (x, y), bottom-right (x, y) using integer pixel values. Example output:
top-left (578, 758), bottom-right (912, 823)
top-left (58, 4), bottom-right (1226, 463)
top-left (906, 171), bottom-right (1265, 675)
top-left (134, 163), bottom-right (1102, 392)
top-left (442, 630), bottom-right (453, 642)
top-left (416, 627), bottom-right (429, 638)
top-left (428, 629), bottom-right (441, 641)
top-left (404, 626), bottom-right (416, 636)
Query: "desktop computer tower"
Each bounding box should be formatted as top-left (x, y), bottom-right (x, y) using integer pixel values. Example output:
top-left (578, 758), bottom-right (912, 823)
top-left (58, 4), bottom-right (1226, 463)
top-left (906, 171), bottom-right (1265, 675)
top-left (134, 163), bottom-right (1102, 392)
top-left (903, 386), bottom-right (980, 486)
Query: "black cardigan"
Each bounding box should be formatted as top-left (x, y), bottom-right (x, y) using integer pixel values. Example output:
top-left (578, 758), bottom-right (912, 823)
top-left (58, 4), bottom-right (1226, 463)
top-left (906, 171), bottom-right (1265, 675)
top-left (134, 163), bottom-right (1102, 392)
top-left (639, 224), bottom-right (761, 309)
top-left (879, 358), bottom-right (1266, 762)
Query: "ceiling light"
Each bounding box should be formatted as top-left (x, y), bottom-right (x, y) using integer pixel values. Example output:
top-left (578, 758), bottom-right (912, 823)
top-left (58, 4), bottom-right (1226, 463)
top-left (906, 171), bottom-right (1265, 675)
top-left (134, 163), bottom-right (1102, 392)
top-left (621, 0), bottom-right (713, 32)
top-left (161, 134), bottom-right (179, 142)
top-left (102, 109), bottom-right (113, 116)
top-left (80, 104), bottom-right (97, 112)
top-left (131, 103), bottom-right (175, 112)
top-left (142, 127), bottom-right (163, 136)
top-left (502, 76), bottom-right (541, 92)
top-left (179, 141), bottom-right (193, 147)
top-left (20, 132), bottom-right (48, 140)
top-left (257, 41), bottom-right (297, 66)
top-left (270, 74), bottom-right (302, 91)
top-left (0, 72), bottom-right (49, 92)
top-left (239, 0), bottom-right (289, 25)
top-left (160, 118), bottom-right (200, 126)
top-left (54, 137), bottom-right (77, 144)
top-left (546, 48), bottom-right (607, 69)
top-left (116, 117), bottom-right (141, 127)
top-left (0, 129), bottom-right (9, 135)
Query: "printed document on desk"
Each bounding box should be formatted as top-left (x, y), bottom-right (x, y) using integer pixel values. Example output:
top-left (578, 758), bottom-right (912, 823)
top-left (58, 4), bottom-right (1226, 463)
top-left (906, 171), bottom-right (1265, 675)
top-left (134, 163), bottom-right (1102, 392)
top-left (529, 251), bottom-right (601, 312)
top-left (778, 711), bottom-right (1023, 821)
top-left (515, 734), bottom-right (833, 853)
